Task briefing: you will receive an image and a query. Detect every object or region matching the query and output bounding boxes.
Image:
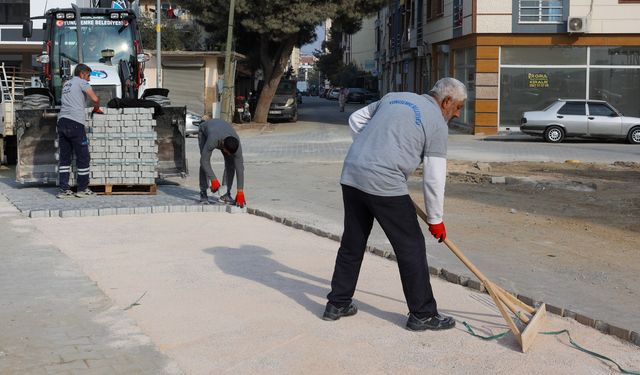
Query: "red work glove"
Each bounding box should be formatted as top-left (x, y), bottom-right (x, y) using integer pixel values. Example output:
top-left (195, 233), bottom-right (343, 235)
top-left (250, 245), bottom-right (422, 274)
top-left (235, 191), bottom-right (246, 208)
top-left (92, 107), bottom-right (104, 114)
top-left (428, 221), bottom-right (446, 243)
top-left (210, 179), bottom-right (221, 193)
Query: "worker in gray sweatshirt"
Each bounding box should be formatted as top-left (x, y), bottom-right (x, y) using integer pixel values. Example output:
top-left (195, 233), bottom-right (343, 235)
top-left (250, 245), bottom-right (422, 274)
top-left (323, 77), bottom-right (467, 332)
top-left (198, 118), bottom-right (245, 207)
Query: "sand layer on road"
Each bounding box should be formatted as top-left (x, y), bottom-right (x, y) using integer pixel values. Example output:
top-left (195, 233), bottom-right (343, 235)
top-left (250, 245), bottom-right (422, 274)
top-left (32, 213), bottom-right (639, 374)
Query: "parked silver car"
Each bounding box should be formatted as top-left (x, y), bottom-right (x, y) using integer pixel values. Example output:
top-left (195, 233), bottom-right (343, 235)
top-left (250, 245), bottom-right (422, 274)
top-left (185, 111), bottom-right (203, 137)
top-left (520, 99), bottom-right (640, 144)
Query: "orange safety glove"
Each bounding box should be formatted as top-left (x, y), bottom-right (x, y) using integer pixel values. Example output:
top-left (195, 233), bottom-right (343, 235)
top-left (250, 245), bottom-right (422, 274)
top-left (235, 191), bottom-right (246, 208)
top-left (210, 179), bottom-right (221, 193)
top-left (428, 221), bottom-right (446, 243)
top-left (92, 107), bottom-right (104, 114)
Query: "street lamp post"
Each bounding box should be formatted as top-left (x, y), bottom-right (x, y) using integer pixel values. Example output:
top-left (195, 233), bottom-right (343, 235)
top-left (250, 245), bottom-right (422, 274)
top-left (220, 0), bottom-right (236, 123)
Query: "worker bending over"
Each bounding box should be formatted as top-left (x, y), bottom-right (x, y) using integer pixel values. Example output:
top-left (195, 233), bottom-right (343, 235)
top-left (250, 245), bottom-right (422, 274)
top-left (198, 118), bottom-right (246, 207)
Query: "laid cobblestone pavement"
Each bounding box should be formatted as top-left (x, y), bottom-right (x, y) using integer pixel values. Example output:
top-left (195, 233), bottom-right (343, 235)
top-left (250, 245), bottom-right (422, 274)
top-left (0, 193), bottom-right (183, 375)
top-left (0, 175), bottom-right (226, 218)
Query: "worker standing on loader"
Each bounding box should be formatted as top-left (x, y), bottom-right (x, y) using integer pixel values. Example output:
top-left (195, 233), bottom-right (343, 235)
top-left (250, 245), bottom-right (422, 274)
top-left (323, 77), bottom-right (467, 331)
top-left (198, 118), bottom-right (246, 207)
top-left (56, 64), bottom-right (101, 198)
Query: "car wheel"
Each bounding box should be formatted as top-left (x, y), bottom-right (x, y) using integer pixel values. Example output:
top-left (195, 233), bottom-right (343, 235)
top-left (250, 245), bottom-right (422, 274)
top-left (290, 111), bottom-right (298, 123)
top-left (627, 126), bottom-right (640, 144)
top-left (544, 126), bottom-right (565, 143)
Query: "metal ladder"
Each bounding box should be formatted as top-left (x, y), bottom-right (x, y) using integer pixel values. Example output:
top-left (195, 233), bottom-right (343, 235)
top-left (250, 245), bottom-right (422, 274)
top-left (0, 62), bottom-right (14, 103)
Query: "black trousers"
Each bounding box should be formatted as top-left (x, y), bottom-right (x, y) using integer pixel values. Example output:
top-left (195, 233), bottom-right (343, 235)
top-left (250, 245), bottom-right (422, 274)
top-left (57, 117), bottom-right (90, 191)
top-left (327, 184), bottom-right (438, 318)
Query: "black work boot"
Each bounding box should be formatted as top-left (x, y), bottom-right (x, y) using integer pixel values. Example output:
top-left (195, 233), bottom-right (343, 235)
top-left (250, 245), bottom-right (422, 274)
top-left (406, 313), bottom-right (455, 331)
top-left (322, 302), bottom-right (358, 321)
top-left (219, 192), bottom-right (236, 205)
top-left (199, 191), bottom-right (209, 204)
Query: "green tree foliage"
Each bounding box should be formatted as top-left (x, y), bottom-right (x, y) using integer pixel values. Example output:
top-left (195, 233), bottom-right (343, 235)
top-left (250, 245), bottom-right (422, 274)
top-left (180, 0), bottom-right (384, 123)
top-left (139, 13), bottom-right (183, 51)
top-left (314, 16), bottom-right (373, 88)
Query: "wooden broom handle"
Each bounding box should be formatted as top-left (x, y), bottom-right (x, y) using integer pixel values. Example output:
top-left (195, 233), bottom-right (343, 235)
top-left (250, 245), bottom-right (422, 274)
top-left (413, 200), bottom-right (490, 285)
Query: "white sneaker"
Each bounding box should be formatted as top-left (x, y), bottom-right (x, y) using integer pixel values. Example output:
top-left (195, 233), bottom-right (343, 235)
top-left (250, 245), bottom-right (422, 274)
top-left (56, 189), bottom-right (75, 199)
top-left (75, 188), bottom-right (95, 198)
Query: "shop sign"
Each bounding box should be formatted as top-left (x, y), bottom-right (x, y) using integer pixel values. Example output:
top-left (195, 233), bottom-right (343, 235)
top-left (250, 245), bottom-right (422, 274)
top-left (528, 73), bottom-right (549, 88)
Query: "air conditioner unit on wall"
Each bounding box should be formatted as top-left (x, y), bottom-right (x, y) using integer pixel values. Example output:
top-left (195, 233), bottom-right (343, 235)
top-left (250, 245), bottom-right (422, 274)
top-left (567, 17), bottom-right (588, 33)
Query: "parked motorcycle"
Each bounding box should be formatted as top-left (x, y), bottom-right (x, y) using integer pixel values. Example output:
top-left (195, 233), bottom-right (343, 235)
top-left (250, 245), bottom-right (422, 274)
top-left (234, 95), bottom-right (251, 123)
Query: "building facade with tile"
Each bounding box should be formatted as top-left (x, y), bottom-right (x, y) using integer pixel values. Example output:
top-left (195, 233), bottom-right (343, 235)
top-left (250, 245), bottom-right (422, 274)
top-left (372, 0), bottom-right (640, 134)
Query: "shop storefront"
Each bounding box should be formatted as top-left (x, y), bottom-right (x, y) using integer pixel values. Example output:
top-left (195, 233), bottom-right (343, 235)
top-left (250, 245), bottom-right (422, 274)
top-left (500, 46), bottom-right (640, 127)
top-left (441, 35), bottom-right (640, 134)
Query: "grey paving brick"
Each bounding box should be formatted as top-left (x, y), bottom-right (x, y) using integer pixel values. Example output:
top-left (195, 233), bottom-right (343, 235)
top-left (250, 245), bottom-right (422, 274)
top-left (428, 266), bottom-right (441, 276)
top-left (575, 313), bottom-right (596, 328)
top-left (60, 210), bottom-right (81, 218)
top-left (594, 320), bottom-right (609, 334)
top-left (134, 206), bottom-right (152, 214)
top-left (226, 205), bottom-right (245, 214)
top-left (563, 309), bottom-right (577, 319)
top-left (608, 324), bottom-right (631, 340)
top-left (151, 206), bottom-right (168, 214)
top-left (202, 204), bottom-right (224, 212)
top-left (185, 205), bottom-right (203, 213)
top-left (517, 294), bottom-right (534, 307)
top-left (458, 275), bottom-right (470, 287)
top-left (80, 209), bottom-right (99, 217)
top-left (545, 303), bottom-right (563, 316)
top-left (98, 208), bottom-right (117, 216)
top-left (168, 205), bottom-right (186, 213)
top-left (29, 210), bottom-right (50, 218)
top-left (116, 207), bottom-right (133, 215)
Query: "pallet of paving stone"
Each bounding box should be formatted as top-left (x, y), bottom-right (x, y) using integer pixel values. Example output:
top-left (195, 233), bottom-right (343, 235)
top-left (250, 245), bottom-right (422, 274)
top-left (89, 184), bottom-right (157, 196)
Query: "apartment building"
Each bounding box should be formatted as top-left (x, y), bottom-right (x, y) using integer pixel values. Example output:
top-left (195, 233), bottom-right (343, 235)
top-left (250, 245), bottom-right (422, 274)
top-left (375, 0), bottom-right (640, 134)
top-left (0, 0), bottom-right (71, 71)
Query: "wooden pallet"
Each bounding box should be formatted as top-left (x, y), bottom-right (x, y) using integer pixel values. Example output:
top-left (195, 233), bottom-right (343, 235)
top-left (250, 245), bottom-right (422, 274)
top-left (89, 184), bottom-right (157, 195)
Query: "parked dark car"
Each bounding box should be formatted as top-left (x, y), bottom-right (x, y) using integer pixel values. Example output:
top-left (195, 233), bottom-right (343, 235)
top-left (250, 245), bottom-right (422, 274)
top-left (365, 90), bottom-right (380, 102)
top-left (267, 79), bottom-right (298, 122)
top-left (520, 99), bottom-right (640, 144)
top-left (346, 88), bottom-right (367, 104)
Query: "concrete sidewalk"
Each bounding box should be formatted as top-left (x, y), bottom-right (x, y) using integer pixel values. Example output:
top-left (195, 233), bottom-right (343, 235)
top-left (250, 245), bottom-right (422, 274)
top-left (9, 208), bottom-right (639, 374)
top-left (0, 194), bottom-right (182, 375)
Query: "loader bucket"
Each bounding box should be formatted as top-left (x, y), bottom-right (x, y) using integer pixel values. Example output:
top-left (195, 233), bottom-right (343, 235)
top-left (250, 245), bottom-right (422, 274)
top-left (14, 109), bottom-right (59, 184)
top-left (155, 106), bottom-right (188, 178)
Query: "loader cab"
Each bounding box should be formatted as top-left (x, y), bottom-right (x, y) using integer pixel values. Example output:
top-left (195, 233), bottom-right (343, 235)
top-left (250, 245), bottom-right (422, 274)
top-left (41, 8), bottom-right (144, 105)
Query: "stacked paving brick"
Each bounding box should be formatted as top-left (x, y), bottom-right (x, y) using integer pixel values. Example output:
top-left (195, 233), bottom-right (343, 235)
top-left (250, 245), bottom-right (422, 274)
top-left (63, 107), bottom-right (158, 187)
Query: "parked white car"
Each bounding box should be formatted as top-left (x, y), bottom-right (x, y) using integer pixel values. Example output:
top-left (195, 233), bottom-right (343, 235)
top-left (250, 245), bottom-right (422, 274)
top-left (520, 99), bottom-right (640, 144)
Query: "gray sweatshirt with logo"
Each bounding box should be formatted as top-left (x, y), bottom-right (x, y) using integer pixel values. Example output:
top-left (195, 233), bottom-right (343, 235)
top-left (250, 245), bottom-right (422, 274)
top-left (341, 92), bottom-right (448, 223)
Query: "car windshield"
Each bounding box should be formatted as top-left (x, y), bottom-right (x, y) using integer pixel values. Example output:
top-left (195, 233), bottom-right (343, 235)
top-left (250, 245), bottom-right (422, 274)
top-left (51, 14), bottom-right (135, 101)
top-left (276, 81), bottom-right (295, 95)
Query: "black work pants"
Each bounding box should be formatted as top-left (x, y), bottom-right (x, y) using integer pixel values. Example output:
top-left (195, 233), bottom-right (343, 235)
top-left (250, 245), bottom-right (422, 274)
top-left (57, 117), bottom-right (90, 191)
top-left (327, 184), bottom-right (438, 318)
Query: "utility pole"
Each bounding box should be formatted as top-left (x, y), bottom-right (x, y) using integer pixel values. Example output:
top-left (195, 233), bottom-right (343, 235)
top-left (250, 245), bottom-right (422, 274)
top-left (156, 0), bottom-right (162, 88)
top-left (220, 0), bottom-right (236, 123)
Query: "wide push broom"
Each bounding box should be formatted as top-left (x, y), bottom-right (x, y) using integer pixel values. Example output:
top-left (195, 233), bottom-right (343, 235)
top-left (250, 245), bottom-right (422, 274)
top-left (413, 201), bottom-right (546, 352)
